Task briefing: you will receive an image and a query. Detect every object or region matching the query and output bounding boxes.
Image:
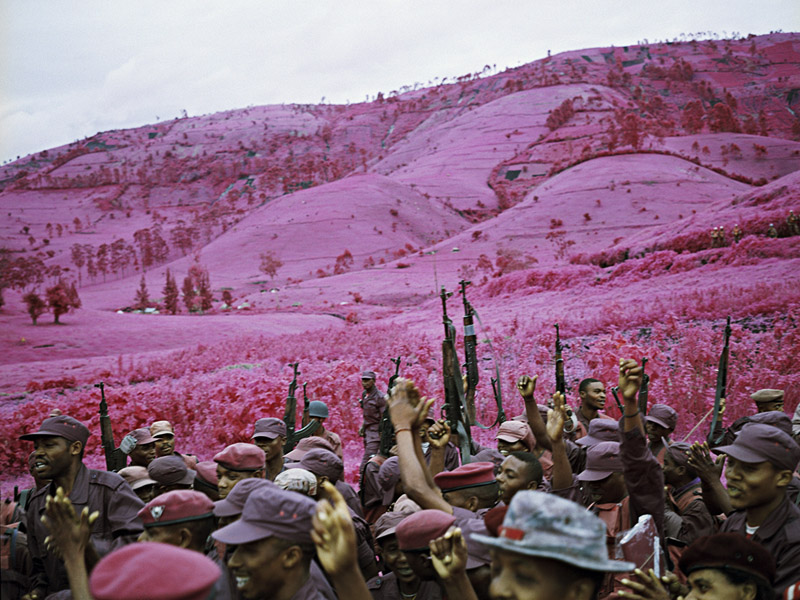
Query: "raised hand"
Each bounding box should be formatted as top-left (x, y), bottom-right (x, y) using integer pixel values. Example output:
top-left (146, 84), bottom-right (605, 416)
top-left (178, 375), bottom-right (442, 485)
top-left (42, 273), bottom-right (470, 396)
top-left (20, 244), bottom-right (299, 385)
top-left (688, 441), bottom-right (725, 482)
top-left (430, 526), bottom-right (469, 581)
top-left (41, 487), bottom-right (98, 561)
top-left (427, 419), bottom-right (451, 449)
top-left (546, 392), bottom-right (568, 444)
top-left (388, 378), bottom-right (433, 431)
top-left (618, 568), bottom-right (672, 600)
top-left (516, 375), bottom-right (538, 401)
top-left (312, 481), bottom-right (358, 577)
top-left (618, 358), bottom-right (643, 401)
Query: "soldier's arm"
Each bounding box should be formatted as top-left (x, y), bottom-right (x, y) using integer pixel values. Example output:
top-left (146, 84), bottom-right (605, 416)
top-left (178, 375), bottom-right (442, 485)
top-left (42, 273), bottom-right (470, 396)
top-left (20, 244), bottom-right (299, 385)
top-left (518, 375), bottom-right (552, 451)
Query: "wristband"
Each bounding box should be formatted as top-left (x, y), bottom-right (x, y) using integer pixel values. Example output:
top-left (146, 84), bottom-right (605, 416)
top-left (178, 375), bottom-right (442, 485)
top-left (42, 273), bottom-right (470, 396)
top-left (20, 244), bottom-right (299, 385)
top-left (394, 427), bottom-right (412, 434)
top-left (624, 409), bottom-right (640, 418)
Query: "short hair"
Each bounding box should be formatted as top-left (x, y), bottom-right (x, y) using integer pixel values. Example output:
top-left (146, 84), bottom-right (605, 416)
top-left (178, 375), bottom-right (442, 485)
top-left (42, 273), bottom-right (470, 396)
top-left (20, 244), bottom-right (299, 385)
top-left (579, 378), bottom-right (602, 394)
top-left (507, 452), bottom-right (543, 486)
top-left (714, 567), bottom-right (773, 600)
top-left (153, 516), bottom-right (216, 552)
top-left (449, 481), bottom-right (500, 509)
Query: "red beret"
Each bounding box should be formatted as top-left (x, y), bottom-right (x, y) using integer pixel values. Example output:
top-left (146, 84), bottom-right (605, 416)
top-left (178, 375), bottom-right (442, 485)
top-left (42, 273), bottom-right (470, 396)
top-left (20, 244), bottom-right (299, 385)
top-left (396, 509), bottom-right (456, 551)
top-left (138, 490), bottom-right (214, 527)
top-left (214, 443), bottom-right (265, 471)
top-left (90, 542), bottom-right (220, 600)
top-left (679, 533), bottom-right (774, 585)
top-left (434, 462), bottom-right (496, 493)
top-left (194, 461), bottom-right (218, 486)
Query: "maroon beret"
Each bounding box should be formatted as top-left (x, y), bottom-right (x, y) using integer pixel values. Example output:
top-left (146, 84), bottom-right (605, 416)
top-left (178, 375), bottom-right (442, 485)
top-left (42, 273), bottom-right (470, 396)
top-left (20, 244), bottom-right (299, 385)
top-left (284, 436), bottom-right (335, 462)
top-left (138, 490), bottom-right (214, 527)
top-left (148, 456), bottom-right (195, 486)
top-left (434, 462), bottom-right (496, 493)
top-left (212, 485), bottom-right (316, 547)
top-left (645, 404), bottom-right (678, 431)
top-left (715, 423), bottom-right (800, 472)
top-left (20, 415), bottom-right (90, 446)
top-left (252, 417), bottom-right (286, 440)
top-left (214, 478), bottom-right (275, 518)
top-left (496, 421), bottom-right (535, 452)
top-left (679, 533), bottom-right (774, 585)
top-left (194, 461), bottom-right (218, 486)
top-left (89, 542), bottom-right (220, 600)
top-left (298, 448), bottom-right (343, 483)
top-left (576, 441), bottom-right (623, 481)
top-left (483, 505), bottom-right (508, 537)
top-left (396, 509), bottom-right (456, 551)
top-left (214, 443), bottom-right (265, 471)
top-left (129, 427), bottom-right (158, 446)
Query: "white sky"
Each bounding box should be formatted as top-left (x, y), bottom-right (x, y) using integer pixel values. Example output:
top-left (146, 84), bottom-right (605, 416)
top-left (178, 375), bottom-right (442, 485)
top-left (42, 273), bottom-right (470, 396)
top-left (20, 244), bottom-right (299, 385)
top-left (1, 0), bottom-right (798, 163)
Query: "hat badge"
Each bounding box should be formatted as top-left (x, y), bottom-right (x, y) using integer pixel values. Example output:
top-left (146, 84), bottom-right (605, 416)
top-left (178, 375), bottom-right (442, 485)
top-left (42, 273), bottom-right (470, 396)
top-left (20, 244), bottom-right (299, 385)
top-left (150, 505), bottom-right (165, 520)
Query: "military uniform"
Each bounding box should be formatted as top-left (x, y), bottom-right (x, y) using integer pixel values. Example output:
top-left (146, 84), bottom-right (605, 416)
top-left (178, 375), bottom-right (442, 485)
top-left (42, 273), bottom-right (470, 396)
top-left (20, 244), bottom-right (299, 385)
top-left (367, 572), bottom-right (442, 600)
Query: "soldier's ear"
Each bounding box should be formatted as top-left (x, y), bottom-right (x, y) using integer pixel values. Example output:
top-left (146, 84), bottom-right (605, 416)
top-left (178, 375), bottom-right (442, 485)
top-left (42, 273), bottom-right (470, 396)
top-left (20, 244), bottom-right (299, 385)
top-left (776, 468), bottom-right (793, 488)
top-left (70, 440), bottom-right (83, 458)
top-left (178, 527), bottom-right (193, 549)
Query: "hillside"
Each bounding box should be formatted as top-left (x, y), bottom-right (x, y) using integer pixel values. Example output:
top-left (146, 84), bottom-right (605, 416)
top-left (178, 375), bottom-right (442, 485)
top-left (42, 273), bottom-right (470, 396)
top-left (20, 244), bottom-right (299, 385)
top-left (1, 32), bottom-right (799, 491)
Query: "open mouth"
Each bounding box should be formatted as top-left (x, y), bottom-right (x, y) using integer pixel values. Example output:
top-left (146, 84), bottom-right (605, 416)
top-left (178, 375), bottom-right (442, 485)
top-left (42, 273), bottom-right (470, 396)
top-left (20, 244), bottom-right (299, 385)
top-left (235, 575), bottom-right (250, 589)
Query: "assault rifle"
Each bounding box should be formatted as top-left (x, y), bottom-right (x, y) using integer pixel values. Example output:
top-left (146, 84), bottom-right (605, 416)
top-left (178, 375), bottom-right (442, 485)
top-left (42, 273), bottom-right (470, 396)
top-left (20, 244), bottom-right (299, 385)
top-left (378, 357), bottom-right (402, 457)
top-left (460, 280), bottom-right (479, 423)
top-left (281, 363), bottom-right (319, 453)
top-left (707, 317), bottom-right (732, 447)
top-left (552, 324), bottom-right (577, 433)
top-left (440, 286), bottom-right (473, 463)
top-left (301, 383), bottom-right (310, 427)
top-left (638, 358), bottom-right (650, 416)
top-left (97, 382), bottom-right (126, 472)
top-left (611, 386), bottom-right (623, 414)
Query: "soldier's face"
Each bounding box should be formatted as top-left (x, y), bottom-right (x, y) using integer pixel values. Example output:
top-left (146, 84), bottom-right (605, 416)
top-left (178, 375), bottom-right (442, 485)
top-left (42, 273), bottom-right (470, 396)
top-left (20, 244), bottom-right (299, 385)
top-left (725, 457), bottom-right (789, 511)
top-left (497, 439), bottom-right (527, 455)
top-left (129, 442), bottom-right (157, 467)
top-left (380, 536), bottom-right (417, 585)
top-left (580, 383), bottom-right (606, 410)
top-left (253, 436), bottom-right (284, 461)
top-left (497, 456), bottom-right (538, 504)
top-left (362, 378), bottom-right (375, 392)
top-left (756, 400), bottom-right (783, 413)
top-left (228, 537), bottom-right (294, 599)
top-left (645, 421), bottom-right (672, 444)
top-left (217, 466), bottom-right (260, 499)
top-left (489, 550), bottom-right (596, 600)
top-left (31, 436), bottom-right (80, 479)
top-left (154, 434), bottom-right (175, 456)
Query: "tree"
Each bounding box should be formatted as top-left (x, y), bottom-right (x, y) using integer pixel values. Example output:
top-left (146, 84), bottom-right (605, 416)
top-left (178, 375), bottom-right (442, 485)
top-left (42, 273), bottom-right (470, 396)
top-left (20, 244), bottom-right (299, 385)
top-left (134, 275), bottom-right (150, 310)
top-left (197, 270), bottom-right (213, 313)
top-left (259, 251), bottom-right (283, 280)
top-left (182, 276), bottom-right (196, 312)
top-left (46, 279), bottom-right (80, 324)
top-left (162, 269), bottom-right (179, 315)
top-left (23, 292), bottom-right (47, 325)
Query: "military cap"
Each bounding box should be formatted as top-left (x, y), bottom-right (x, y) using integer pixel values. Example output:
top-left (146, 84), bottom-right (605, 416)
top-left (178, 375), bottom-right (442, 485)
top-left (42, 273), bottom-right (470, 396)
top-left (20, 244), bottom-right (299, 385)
top-left (483, 504), bottom-right (508, 537)
top-left (396, 509), bottom-right (456, 551)
top-left (576, 441), bottom-right (623, 481)
top-left (150, 420), bottom-right (175, 438)
top-left (496, 421), bottom-right (535, 452)
top-left (138, 490), bottom-right (214, 527)
top-left (274, 467), bottom-right (318, 496)
top-left (393, 494), bottom-right (422, 514)
top-left (194, 461), bottom-right (218, 486)
top-left (679, 533), bottom-right (774, 585)
top-left (284, 436), bottom-right (335, 462)
top-left (299, 448), bottom-right (343, 483)
top-left (645, 404), bottom-right (678, 431)
top-left (20, 415), bottom-right (90, 446)
top-left (473, 490), bottom-right (634, 573)
top-left (472, 447), bottom-right (505, 471)
top-left (715, 423), bottom-right (800, 472)
top-left (212, 485), bottom-right (316, 547)
top-left (213, 443), bottom-right (265, 472)
top-left (214, 478), bottom-right (274, 518)
top-left (374, 510), bottom-right (416, 542)
top-left (89, 542), bottom-right (220, 600)
top-left (434, 462), bottom-right (496, 493)
top-left (576, 420), bottom-right (619, 447)
top-left (377, 456), bottom-right (401, 505)
top-left (129, 427), bottom-right (158, 446)
top-left (746, 411), bottom-right (792, 436)
top-left (750, 389), bottom-right (784, 404)
top-left (307, 400), bottom-right (329, 419)
top-left (118, 466), bottom-right (157, 491)
top-left (252, 417), bottom-right (287, 440)
top-left (665, 441), bottom-right (692, 469)
top-left (361, 370), bottom-right (377, 380)
top-left (148, 456), bottom-right (196, 486)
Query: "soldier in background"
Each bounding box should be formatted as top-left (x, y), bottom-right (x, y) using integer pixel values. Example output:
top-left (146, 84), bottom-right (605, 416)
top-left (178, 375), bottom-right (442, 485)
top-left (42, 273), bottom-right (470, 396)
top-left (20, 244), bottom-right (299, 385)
top-left (732, 223), bottom-right (743, 243)
top-left (359, 370), bottom-right (388, 474)
top-left (308, 401), bottom-right (343, 459)
top-left (251, 418), bottom-right (287, 481)
top-left (149, 420), bottom-right (198, 470)
top-left (788, 210), bottom-right (799, 236)
top-left (768, 223), bottom-right (779, 238)
top-left (124, 428), bottom-right (157, 468)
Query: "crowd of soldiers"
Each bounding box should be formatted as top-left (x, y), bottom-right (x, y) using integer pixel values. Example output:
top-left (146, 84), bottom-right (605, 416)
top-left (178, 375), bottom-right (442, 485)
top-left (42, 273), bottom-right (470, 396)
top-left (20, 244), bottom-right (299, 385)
top-left (2, 361), bottom-right (800, 600)
top-left (710, 209), bottom-right (800, 247)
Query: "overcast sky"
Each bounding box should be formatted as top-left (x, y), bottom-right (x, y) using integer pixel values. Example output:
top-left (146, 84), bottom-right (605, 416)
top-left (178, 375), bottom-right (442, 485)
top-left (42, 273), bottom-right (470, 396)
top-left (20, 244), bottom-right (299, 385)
top-left (1, 0), bottom-right (798, 163)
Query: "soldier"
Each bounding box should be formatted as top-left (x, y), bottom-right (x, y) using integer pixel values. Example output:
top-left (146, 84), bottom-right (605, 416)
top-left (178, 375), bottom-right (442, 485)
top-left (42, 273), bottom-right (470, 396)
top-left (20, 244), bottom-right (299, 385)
top-left (149, 420), bottom-right (198, 470)
top-left (768, 222), bottom-right (779, 238)
top-left (298, 449), bottom-right (363, 518)
top-left (213, 444), bottom-right (266, 500)
top-left (495, 420), bottom-right (552, 480)
top-left (117, 466), bottom-right (157, 503)
top-left (789, 209), bottom-right (800, 236)
top-left (211, 485), bottom-right (325, 599)
top-left (753, 388), bottom-right (784, 413)
top-left (124, 428), bottom-right (157, 468)
top-left (644, 403), bottom-right (678, 465)
top-left (359, 370), bottom-right (388, 473)
top-left (718, 225), bottom-right (726, 246)
top-left (496, 452), bottom-right (543, 504)
top-left (574, 378), bottom-right (615, 440)
top-left (710, 226), bottom-right (719, 247)
top-left (251, 417), bottom-right (287, 481)
top-left (714, 423), bottom-right (800, 593)
top-left (732, 223), bottom-right (743, 243)
top-left (377, 457), bottom-right (403, 515)
top-left (193, 460), bottom-right (220, 501)
top-left (307, 401), bottom-right (343, 459)
top-left (147, 455), bottom-right (196, 497)
top-left (19, 415), bottom-right (144, 599)
top-left (708, 388), bottom-right (786, 449)
top-left (285, 436), bottom-right (336, 463)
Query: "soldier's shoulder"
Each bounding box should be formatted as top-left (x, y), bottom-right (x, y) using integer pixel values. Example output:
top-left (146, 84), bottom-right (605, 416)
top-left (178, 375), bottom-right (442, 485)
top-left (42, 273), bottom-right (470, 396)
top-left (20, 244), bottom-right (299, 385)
top-left (367, 572), bottom-right (396, 591)
top-left (88, 468), bottom-right (128, 489)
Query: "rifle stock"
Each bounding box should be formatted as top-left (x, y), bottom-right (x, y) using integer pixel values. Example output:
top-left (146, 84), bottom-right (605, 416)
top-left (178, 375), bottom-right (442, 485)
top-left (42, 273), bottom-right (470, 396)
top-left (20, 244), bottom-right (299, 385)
top-left (97, 382), bottom-right (125, 472)
top-left (460, 280), bottom-right (479, 423)
top-left (707, 317), bottom-right (732, 446)
top-left (554, 324), bottom-right (566, 395)
top-left (379, 357), bottom-right (402, 457)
